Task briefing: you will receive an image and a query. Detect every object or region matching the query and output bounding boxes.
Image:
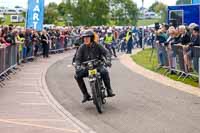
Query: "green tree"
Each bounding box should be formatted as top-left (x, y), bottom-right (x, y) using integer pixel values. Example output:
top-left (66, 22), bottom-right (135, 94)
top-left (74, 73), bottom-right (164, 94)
top-left (45, 0), bottom-right (138, 26)
top-left (123, 0), bottom-right (138, 25)
top-left (70, 0), bottom-right (109, 26)
top-left (44, 2), bottom-right (59, 24)
top-left (149, 2), bottom-right (167, 23)
top-left (89, 0), bottom-right (109, 25)
top-left (110, 0), bottom-right (138, 25)
top-left (176, 0), bottom-right (191, 5)
top-left (58, 0), bottom-right (74, 16)
top-left (149, 1), bottom-right (159, 11)
top-left (72, 0), bottom-right (91, 25)
top-left (57, 2), bottom-right (67, 16)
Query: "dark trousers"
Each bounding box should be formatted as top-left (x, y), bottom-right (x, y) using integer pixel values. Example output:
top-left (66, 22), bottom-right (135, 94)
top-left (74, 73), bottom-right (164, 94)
top-left (42, 44), bottom-right (49, 58)
top-left (139, 39), bottom-right (142, 48)
top-left (34, 44), bottom-right (39, 57)
top-left (105, 45), bottom-right (116, 57)
top-left (74, 66), bottom-right (112, 96)
top-left (111, 46), bottom-right (117, 56)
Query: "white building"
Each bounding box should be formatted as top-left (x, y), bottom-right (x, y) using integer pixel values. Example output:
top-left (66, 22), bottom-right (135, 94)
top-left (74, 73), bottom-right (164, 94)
top-left (0, 6), bottom-right (25, 15)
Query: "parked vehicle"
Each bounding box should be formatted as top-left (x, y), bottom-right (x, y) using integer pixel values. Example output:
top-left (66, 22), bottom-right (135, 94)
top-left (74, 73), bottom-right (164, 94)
top-left (10, 15), bottom-right (24, 23)
top-left (168, 4), bottom-right (200, 27)
top-left (5, 9), bottom-right (18, 15)
top-left (0, 14), bottom-right (5, 22)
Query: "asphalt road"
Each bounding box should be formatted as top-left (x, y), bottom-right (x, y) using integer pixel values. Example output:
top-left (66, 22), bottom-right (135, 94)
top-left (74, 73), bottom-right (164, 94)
top-left (46, 53), bottom-right (200, 133)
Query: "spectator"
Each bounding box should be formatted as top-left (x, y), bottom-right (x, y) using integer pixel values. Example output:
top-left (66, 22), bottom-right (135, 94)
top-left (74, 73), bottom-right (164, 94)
top-left (138, 28), bottom-right (143, 48)
top-left (0, 27), bottom-right (10, 47)
top-left (156, 28), bottom-right (168, 66)
top-left (190, 26), bottom-right (200, 72)
top-left (188, 23), bottom-right (198, 33)
top-left (41, 30), bottom-right (49, 58)
top-left (178, 25), bottom-right (191, 72)
top-left (121, 38), bottom-right (126, 52)
top-left (190, 26), bottom-right (200, 47)
top-left (15, 29), bottom-right (24, 64)
top-left (25, 29), bottom-right (33, 58)
top-left (6, 25), bottom-right (15, 46)
top-left (165, 26), bottom-right (177, 73)
top-left (127, 32), bottom-right (133, 54)
top-left (32, 31), bottom-right (40, 57)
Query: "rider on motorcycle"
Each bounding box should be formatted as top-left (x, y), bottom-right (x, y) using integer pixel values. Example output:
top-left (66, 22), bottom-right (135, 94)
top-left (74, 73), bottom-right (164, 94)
top-left (74, 30), bottom-right (116, 103)
top-left (104, 30), bottom-right (117, 57)
top-left (72, 35), bottom-right (82, 64)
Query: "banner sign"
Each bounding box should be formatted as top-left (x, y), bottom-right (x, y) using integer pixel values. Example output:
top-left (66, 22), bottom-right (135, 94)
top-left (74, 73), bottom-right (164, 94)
top-left (26, 0), bottom-right (44, 31)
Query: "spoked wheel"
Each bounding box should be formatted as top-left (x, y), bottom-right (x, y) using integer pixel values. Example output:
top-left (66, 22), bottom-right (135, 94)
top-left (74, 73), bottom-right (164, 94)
top-left (90, 81), bottom-right (103, 114)
top-left (102, 99), bottom-right (106, 104)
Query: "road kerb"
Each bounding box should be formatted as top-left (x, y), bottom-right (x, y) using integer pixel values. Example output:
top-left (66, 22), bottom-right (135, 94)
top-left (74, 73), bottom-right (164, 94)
top-left (119, 54), bottom-right (200, 97)
top-left (39, 52), bottom-right (96, 133)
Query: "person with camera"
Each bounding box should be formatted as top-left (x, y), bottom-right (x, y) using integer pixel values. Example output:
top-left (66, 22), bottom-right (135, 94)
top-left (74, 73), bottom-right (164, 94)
top-left (155, 24), bottom-right (169, 67)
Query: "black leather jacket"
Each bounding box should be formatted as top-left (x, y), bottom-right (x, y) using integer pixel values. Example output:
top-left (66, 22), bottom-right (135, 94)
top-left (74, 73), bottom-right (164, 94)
top-left (75, 42), bottom-right (111, 67)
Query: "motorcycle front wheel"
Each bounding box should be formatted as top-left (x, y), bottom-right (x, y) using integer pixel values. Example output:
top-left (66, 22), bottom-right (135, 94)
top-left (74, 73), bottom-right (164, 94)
top-left (90, 81), bottom-right (103, 114)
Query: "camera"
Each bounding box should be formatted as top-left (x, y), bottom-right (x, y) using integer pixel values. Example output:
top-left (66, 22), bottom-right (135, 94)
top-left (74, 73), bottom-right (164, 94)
top-left (155, 22), bottom-right (160, 31)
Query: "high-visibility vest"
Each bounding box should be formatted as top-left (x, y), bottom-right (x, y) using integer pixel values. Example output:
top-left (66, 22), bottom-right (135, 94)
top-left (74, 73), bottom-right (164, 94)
top-left (126, 31), bottom-right (131, 42)
top-left (17, 35), bottom-right (24, 52)
top-left (105, 35), bottom-right (113, 44)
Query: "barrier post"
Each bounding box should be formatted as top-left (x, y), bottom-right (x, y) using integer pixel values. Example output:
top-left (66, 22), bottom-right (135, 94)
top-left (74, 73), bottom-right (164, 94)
top-left (199, 57), bottom-right (200, 87)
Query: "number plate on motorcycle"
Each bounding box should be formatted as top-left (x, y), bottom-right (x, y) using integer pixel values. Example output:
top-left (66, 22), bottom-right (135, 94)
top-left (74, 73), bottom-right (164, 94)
top-left (88, 69), bottom-right (97, 76)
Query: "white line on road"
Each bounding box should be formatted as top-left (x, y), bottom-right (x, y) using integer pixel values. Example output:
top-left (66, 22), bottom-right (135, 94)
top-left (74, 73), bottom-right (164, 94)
top-left (0, 119), bottom-right (80, 133)
top-left (4, 118), bottom-right (66, 122)
top-left (20, 103), bottom-right (48, 106)
top-left (67, 65), bottom-right (72, 68)
top-left (16, 92), bottom-right (41, 95)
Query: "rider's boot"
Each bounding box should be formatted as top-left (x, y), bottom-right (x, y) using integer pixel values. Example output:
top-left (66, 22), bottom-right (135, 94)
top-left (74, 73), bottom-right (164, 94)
top-left (103, 77), bottom-right (116, 97)
top-left (76, 77), bottom-right (91, 103)
top-left (82, 93), bottom-right (91, 103)
top-left (80, 85), bottom-right (91, 103)
top-left (107, 88), bottom-right (116, 97)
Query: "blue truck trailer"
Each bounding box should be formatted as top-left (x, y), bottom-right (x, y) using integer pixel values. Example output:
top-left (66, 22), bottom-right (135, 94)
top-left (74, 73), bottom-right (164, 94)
top-left (167, 4), bottom-right (200, 27)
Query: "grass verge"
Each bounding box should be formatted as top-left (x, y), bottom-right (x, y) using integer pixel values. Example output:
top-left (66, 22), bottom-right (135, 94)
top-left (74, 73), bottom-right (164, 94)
top-left (137, 19), bottom-right (161, 26)
top-left (131, 48), bottom-right (199, 87)
top-left (1, 15), bottom-right (25, 27)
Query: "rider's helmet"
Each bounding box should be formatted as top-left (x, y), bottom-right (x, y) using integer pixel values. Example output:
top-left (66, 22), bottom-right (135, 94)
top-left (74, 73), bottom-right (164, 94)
top-left (82, 30), bottom-right (95, 42)
top-left (107, 29), bottom-right (112, 34)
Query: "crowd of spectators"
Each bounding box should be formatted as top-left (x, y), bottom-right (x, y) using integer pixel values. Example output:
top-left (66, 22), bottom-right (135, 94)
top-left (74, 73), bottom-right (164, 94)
top-left (0, 23), bottom-right (199, 75)
top-left (0, 25), bottom-right (81, 64)
top-left (155, 23), bottom-right (200, 73)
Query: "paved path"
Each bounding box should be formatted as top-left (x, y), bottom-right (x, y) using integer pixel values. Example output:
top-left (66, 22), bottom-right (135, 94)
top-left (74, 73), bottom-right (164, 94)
top-left (46, 51), bottom-right (200, 133)
top-left (0, 51), bottom-right (92, 133)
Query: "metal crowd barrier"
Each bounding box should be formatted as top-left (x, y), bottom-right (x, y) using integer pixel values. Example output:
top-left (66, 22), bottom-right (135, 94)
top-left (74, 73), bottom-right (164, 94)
top-left (49, 38), bottom-right (64, 53)
top-left (172, 45), bottom-right (186, 78)
top-left (26, 44), bottom-right (35, 60)
top-left (156, 44), bottom-right (200, 83)
top-left (0, 47), bottom-right (5, 75)
top-left (192, 46), bottom-right (200, 73)
top-left (199, 58), bottom-right (200, 87)
top-left (49, 36), bottom-right (75, 53)
top-left (0, 36), bottom-right (76, 87)
top-left (0, 45), bottom-right (18, 77)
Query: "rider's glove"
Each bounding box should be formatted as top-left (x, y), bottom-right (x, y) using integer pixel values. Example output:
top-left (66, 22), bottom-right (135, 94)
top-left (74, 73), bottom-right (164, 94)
top-left (75, 65), bottom-right (81, 72)
top-left (105, 60), bottom-right (112, 67)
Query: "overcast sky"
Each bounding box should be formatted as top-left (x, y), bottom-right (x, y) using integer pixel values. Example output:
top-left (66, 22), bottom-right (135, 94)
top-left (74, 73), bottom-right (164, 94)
top-left (0, 0), bottom-right (176, 9)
